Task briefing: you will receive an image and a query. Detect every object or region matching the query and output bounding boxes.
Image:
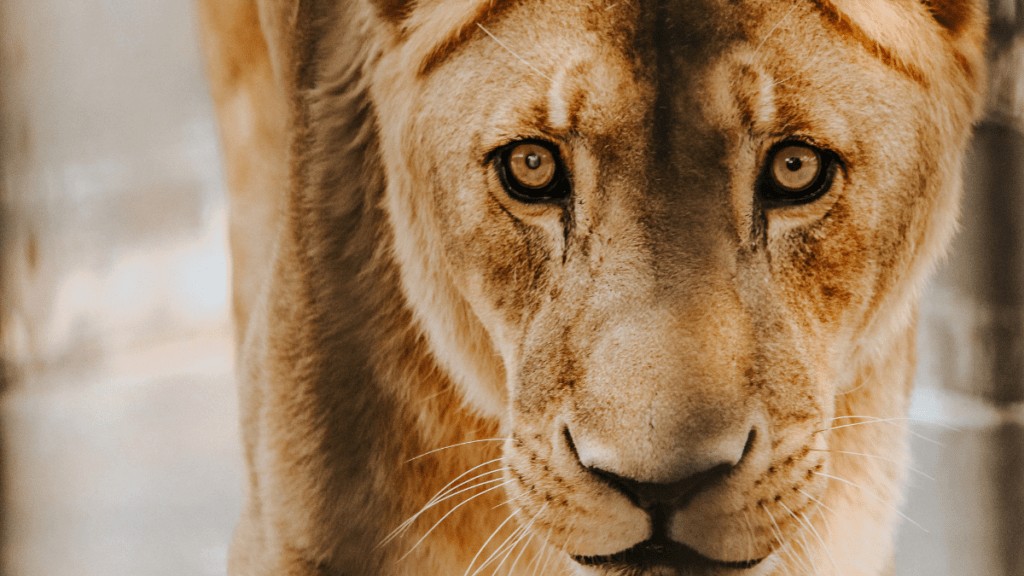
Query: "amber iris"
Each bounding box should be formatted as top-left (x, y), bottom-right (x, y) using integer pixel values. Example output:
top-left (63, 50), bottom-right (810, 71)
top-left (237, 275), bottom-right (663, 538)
top-left (507, 142), bottom-right (557, 189)
top-left (770, 144), bottom-right (821, 192)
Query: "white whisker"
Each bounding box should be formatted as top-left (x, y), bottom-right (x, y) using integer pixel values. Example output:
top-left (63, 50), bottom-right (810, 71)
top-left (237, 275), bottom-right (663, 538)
top-left (505, 516), bottom-right (541, 576)
top-left (399, 479), bottom-right (514, 562)
top-left (384, 476), bottom-right (509, 549)
top-left (811, 448), bottom-right (935, 481)
top-left (829, 415), bottom-right (960, 432)
top-left (464, 509), bottom-right (519, 576)
top-left (432, 460), bottom-right (508, 498)
top-left (406, 438), bottom-right (509, 463)
top-left (433, 475), bottom-right (510, 509)
top-left (524, 530), bottom-right (548, 576)
top-left (477, 24), bottom-right (552, 82)
top-left (760, 502), bottom-right (785, 548)
top-left (762, 503), bottom-right (812, 575)
top-left (488, 526), bottom-right (528, 576)
top-left (416, 457), bottom-right (505, 508)
top-left (741, 509), bottom-right (758, 563)
top-left (438, 468), bottom-right (510, 501)
top-left (535, 523), bottom-right (559, 576)
top-left (816, 419), bottom-right (944, 446)
top-left (813, 471), bottom-right (929, 533)
top-left (380, 463), bottom-right (509, 547)
top-left (493, 488), bottom-right (534, 510)
top-left (799, 532), bottom-right (821, 576)
top-left (481, 503), bottom-right (547, 576)
top-left (798, 487), bottom-right (839, 538)
top-left (801, 509), bottom-right (837, 574)
top-left (792, 516), bottom-right (820, 575)
top-left (538, 542), bottom-right (555, 576)
top-left (505, 535), bottom-right (535, 576)
top-left (780, 499), bottom-right (830, 575)
top-left (753, 3), bottom-right (800, 57)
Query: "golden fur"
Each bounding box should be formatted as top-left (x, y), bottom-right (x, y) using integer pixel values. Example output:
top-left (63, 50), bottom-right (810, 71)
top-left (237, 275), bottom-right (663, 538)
top-left (198, 1), bottom-right (987, 574)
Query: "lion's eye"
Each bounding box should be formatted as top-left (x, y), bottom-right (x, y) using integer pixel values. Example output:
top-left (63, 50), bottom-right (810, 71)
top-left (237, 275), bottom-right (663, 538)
top-left (760, 142), bottom-right (837, 205)
top-left (496, 140), bottom-right (570, 202)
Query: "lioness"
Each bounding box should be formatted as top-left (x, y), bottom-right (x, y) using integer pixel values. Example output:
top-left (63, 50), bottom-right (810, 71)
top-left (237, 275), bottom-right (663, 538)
top-left (198, 0), bottom-right (987, 574)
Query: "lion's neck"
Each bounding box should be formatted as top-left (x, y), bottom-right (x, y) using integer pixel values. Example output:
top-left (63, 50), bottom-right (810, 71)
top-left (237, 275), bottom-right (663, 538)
top-left (257, 4), bottom-right (541, 573)
top-left (269, 174), bottom-right (522, 575)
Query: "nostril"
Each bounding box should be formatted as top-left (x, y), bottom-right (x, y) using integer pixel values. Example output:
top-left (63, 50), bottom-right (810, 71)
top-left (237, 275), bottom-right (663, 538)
top-left (563, 425), bottom-right (579, 461)
top-left (588, 462), bottom-right (733, 511)
top-left (563, 424), bottom-right (754, 512)
top-left (741, 427), bottom-right (757, 462)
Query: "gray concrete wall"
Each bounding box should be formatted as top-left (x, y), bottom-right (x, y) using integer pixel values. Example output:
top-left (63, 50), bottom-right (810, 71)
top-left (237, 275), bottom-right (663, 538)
top-left (897, 3), bottom-right (1024, 575)
top-left (0, 1), bottom-right (241, 575)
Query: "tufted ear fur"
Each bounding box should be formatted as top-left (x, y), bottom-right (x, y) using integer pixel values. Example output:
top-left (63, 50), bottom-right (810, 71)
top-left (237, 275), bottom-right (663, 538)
top-left (370, 0), bottom-right (415, 23)
top-left (922, 0), bottom-right (987, 37)
top-left (921, 0), bottom-right (989, 101)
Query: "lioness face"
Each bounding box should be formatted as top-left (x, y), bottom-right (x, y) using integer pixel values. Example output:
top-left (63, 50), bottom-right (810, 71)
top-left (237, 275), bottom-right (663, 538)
top-left (372, 0), bottom-right (981, 573)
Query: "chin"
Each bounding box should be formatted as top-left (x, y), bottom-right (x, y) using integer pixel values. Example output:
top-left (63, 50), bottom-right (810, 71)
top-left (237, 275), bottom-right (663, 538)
top-left (568, 538), bottom-right (772, 576)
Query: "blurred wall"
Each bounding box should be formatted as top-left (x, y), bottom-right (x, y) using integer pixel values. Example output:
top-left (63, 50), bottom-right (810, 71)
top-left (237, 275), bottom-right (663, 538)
top-left (899, 3), bottom-right (1024, 575)
top-left (922, 0), bottom-right (1024, 406)
top-left (0, 1), bottom-right (242, 575)
top-left (0, 0), bottom-right (230, 379)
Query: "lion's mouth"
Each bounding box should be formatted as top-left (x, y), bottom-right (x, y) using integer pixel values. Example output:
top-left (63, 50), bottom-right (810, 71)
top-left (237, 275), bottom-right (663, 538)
top-left (572, 536), bottom-right (765, 574)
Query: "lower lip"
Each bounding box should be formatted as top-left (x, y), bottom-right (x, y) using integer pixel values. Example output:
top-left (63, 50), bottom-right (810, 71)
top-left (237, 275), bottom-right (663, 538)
top-left (573, 539), bottom-right (764, 573)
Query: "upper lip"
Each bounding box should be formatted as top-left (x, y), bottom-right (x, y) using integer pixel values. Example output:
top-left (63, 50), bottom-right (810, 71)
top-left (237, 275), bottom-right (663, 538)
top-left (572, 537), bottom-right (765, 572)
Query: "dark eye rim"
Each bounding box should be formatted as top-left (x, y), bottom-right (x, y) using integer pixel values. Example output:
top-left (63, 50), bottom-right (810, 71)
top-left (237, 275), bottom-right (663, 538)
top-left (493, 139), bottom-right (571, 204)
top-left (758, 140), bottom-right (841, 206)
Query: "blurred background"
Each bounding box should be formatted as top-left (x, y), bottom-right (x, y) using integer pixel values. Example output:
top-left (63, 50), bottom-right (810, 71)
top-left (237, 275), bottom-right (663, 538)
top-left (0, 1), bottom-right (1020, 575)
top-left (0, 1), bottom-right (239, 575)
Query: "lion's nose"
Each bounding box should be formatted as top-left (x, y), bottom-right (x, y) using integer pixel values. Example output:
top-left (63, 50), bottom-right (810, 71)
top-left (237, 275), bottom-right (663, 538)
top-left (589, 461), bottom-right (733, 510)
top-left (565, 426), bottom-right (757, 510)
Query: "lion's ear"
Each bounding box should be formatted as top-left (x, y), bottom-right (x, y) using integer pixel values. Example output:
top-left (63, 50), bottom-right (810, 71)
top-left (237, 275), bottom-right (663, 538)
top-left (370, 0), bottom-right (414, 23)
top-left (921, 0), bottom-right (986, 37)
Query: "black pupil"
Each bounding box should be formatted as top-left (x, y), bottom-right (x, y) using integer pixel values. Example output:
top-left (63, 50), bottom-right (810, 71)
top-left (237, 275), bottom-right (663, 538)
top-left (785, 157), bottom-right (803, 172)
top-left (525, 153), bottom-right (542, 169)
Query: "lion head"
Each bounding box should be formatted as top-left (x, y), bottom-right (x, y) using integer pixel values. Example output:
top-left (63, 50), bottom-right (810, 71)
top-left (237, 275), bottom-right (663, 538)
top-left (206, 0), bottom-right (988, 574)
top-left (366, 0), bottom-right (985, 573)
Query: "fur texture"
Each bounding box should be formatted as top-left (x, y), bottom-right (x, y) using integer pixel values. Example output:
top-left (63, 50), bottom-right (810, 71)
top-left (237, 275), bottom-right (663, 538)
top-left (198, 1), bottom-right (987, 575)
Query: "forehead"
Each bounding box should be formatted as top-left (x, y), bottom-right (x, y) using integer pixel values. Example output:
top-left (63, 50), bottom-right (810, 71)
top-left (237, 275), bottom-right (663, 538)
top-left (413, 0), bottom-right (939, 84)
top-left (411, 0), bottom-right (938, 144)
